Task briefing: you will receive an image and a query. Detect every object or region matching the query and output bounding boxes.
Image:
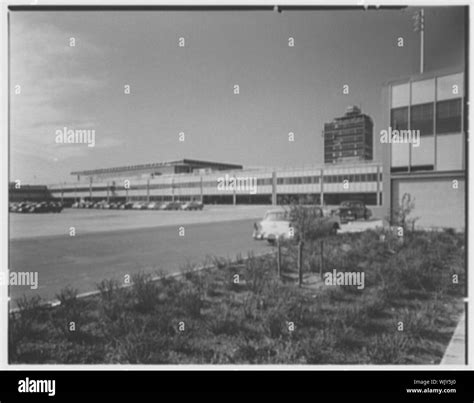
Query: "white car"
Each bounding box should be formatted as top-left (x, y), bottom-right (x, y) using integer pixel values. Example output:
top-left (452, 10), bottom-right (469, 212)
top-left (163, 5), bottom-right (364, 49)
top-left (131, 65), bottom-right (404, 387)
top-left (253, 206), bottom-right (340, 244)
top-left (253, 209), bottom-right (292, 243)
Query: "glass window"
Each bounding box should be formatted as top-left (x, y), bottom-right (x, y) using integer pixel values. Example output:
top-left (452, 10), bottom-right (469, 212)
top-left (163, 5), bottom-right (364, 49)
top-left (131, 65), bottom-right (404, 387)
top-left (436, 99), bottom-right (462, 134)
top-left (410, 103), bottom-right (434, 136)
top-left (264, 211), bottom-right (288, 221)
top-left (391, 107), bottom-right (408, 131)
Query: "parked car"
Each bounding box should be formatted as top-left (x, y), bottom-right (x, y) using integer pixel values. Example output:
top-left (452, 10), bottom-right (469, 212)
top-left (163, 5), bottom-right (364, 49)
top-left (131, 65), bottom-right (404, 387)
top-left (16, 202), bottom-right (32, 213)
top-left (331, 200), bottom-right (372, 223)
top-left (9, 200), bottom-right (63, 213)
top-left (146, 202), bottom-right (160, 210)
top-left (159, 201), bottom-right (182, 210)
top-left (120, 202), bottom-right (134, 210)
top-left (92, 201), bottom-right (104, 209)
top-left (181, 201), bottom-right (204, 211)
top-left (253, 206), bottom-right (340, 244)
top-left (30, 202), bottom-right (49, 213)
top-left (49, 201), bottom-right (64, 213)
top-left (93, 200), bottom-right (109, 209)
top-left (132, 201), bottom-right (147, 210)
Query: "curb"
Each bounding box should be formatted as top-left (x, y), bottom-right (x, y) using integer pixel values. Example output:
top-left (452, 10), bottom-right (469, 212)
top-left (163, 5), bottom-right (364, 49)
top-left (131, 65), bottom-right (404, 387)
top-left (9, 249), bottom-right (276, 314)
top-left (440, 312), bottom-right (466, 365)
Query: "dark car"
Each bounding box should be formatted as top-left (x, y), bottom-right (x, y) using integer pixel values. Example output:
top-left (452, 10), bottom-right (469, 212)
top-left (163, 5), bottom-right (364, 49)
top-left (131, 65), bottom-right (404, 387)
top-left (332, 200), bottom-right (371, 223)
top-left (49, 201), bottom-right (63, 213)
top-left (16, 202), bottom-right (32, 213)
top-left (181, 201), bottom-right (204, 211)
top-left (159, 201), bottom-right (182, 210)
top-left (13, 200), bottom-right (63, 213)
top-left (120, 202), bottom-right (134, 210)
top-left (29, 202), bottom-right (49, 213)
top-left (9, 202), bottom-right (19, 212)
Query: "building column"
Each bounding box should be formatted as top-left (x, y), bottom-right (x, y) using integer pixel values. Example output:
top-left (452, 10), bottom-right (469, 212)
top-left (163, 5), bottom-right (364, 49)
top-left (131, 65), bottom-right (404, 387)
top-left (376, 166), bottom-right (381, 206)
top-left (320, 169), bottom-right (324, 206)
top-left (171, 178), bottom-right (175, 202)
top-left (200, 176), bottom-right (203, 203)
top-left (272, 171), bottom-right (277, 206)
top-left (146, 179), bottom-right (150, 202)
top-left (233, 175), bottom-right (237, 206)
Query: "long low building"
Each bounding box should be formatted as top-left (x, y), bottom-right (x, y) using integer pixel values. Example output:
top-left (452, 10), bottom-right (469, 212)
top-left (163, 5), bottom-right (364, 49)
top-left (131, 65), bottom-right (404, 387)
top-left (48, 160), bottom-right (384, 210)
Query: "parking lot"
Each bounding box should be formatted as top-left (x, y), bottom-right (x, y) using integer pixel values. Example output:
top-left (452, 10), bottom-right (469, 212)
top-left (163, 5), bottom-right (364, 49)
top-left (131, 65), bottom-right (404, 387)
top-left (10, 205), bottom-right (272, 240)
top-left (9, 205), bottom-right (384, 305)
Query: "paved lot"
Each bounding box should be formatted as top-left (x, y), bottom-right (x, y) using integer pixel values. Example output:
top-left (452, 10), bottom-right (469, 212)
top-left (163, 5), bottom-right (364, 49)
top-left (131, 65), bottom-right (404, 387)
top-left (9, 217), bottom-right (271, 304)
top-left (10, 205), bottom-right (271, 240)
top-left (8, 206), bottom-right (384, 306)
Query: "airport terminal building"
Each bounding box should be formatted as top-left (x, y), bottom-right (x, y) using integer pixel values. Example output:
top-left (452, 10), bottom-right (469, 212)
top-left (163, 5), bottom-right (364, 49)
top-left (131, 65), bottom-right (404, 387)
top-left (48, 160), bottom-right (384, 210)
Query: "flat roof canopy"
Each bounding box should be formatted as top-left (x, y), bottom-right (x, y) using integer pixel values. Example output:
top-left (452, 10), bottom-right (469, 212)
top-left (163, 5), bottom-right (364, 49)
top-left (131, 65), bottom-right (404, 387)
top-left (71, 159), bottom-right (244, 177)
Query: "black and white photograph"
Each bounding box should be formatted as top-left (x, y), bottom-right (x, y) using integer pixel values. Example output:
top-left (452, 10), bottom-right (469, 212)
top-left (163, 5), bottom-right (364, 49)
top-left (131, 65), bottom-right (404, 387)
top-left (5, 3), bottom-right (468, 368)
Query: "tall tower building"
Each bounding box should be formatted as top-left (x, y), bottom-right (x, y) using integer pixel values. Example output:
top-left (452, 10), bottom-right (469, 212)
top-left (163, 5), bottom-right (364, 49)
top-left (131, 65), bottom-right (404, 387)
top-left (323, 106), bottom-right (374, 164)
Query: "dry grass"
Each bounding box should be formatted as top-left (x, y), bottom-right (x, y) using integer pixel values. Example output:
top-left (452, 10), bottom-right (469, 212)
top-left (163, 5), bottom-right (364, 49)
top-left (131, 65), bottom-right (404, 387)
top-left (9, 229), bottom-right (465, 364)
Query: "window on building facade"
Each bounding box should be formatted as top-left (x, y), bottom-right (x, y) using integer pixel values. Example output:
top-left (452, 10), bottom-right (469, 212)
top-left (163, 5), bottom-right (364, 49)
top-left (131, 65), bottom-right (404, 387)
top-left (436, 98), bottom-right (462, 134)
top-left (410, 102), bottom-right (434, 136)
top-left (390, 107), bottom-right (408, 131)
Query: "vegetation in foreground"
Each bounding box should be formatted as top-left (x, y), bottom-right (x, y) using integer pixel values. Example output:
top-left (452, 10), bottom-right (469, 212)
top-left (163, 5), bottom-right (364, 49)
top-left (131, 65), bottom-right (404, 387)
top-left (9, 228), bottom-right (464, 364)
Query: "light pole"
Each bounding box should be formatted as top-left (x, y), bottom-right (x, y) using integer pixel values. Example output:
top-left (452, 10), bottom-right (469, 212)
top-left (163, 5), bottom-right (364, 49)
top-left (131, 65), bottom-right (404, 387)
top-left (413, 9), bottom-right (425, 74)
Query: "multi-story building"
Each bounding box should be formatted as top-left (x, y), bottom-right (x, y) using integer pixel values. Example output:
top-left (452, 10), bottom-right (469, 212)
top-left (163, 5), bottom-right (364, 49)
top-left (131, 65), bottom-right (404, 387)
top-left (387, 69), bottom-right (465, 230)
top-left (324, 106), bottom-right (374, 164)
top-left (48, 160), bottom-right (384, 212)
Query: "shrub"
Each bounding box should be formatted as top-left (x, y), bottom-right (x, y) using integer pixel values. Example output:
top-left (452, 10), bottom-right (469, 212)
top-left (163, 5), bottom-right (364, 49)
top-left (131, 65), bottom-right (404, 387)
top-left (9, 295), bottom-right (43, 361)
top-left (366, 333), bottom-right (412, 364)
top-left (390, 192), bottom-right (419, 231)
top-left (131, 272), bottom-right (159, 313)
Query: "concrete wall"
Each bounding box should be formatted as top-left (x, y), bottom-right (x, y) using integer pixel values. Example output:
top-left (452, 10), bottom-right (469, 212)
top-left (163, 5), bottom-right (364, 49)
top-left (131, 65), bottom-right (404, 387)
top-left (391, 176), bottom-right (465, 231)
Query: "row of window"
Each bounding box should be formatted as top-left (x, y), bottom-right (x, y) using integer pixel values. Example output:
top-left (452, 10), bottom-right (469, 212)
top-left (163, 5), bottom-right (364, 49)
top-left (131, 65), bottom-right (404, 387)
top-left (391, 165), bottom-right (434, 173)
top-left (325, 128), bottom-right (367, 136)
top-left (391, 98), bottom-right (462, 136)
top-left (324, 173), bottom-right (381, 184)
top-left (58, 172), bottom-right (382, 193)
top-left (325, 137), bottom-right (367, 145)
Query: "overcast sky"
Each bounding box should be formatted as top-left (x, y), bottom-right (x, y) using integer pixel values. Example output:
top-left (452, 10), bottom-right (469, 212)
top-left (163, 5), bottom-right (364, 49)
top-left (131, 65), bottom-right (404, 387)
top-left (10, 7), bottom-right (465, 184)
